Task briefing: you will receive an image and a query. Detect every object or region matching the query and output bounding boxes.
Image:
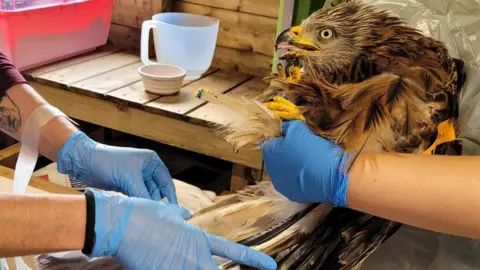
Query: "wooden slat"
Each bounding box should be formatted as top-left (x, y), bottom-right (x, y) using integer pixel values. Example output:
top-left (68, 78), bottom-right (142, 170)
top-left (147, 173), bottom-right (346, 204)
top-left (32, 82), bottom-right (263, 169)
top-left (112, 0), bottom-right (151, 28)
top-left (0, 165), bottom-right (80, 195)
top-left (69, 61), bottom-right (143, 97)
top-left (174, 2), bottom-right (277, 57)
top-left (22, 45), bottom-right (121, 79)
top-left (153, 0), bottom-right (174, 14)
top-left (5, 257), bottom-right (34, 270)
top-left (106, 67), bottom-right (219, 108)
top-left (35, 52), bottom-right (140, 88)
top-left (111, 0), bottom-right (173, 28)
top-left (112, 0), bottom-right (167, 28)
top-left (145, 70), bottom-right (251, 116)
top-left (178, 0), bottom-right (279, 18)
top-left (187, 77), bottom-right (266, 125)
top-left (108, 24), bottom-right (155, 57)
top-left (0, 143), bottom-right (20, 161)
top-left (230, 164), bottom-right (249, 192)
top-left (212, 46), bottom-right (272, 77)
top-left (107, 80), bottom-right (159, 108)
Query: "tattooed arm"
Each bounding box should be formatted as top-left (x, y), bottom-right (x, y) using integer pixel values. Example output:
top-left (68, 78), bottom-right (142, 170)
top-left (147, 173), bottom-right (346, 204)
top-left (2, 86), bottom-right (78, 160)
top-left (0, 94), bottom-right (21, 133)
top-left (0, 53), bottom-right (78, 161)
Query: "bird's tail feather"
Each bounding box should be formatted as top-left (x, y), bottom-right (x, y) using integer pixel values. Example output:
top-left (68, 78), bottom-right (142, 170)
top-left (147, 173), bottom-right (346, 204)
top-left (188, 181), bottom-right (312, 243)
top-left (219, 203), bottom-right (333, 270)
top-left (193, 88), bottom-right (282, 150)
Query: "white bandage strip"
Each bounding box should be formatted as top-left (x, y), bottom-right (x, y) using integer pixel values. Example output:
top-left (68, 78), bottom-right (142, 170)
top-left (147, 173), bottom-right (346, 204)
top-left (6, 104), bottom-right (74, 270)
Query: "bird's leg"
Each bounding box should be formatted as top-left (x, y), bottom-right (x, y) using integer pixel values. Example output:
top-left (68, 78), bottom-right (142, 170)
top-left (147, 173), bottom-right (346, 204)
top-left (265, 96), bottom-right (306, 121)
top-left (276, 63), bottom-right (287, 79)
top-left (288, 65), bottom-right (302, 81)
top-left (286, 57), bottom-right (302, 82)
top-left (276, 58), bottom-right (303, 82)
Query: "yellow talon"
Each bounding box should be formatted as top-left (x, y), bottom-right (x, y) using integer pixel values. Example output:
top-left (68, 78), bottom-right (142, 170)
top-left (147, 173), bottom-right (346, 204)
top-left (276, 62), bottom-right (302, 82)
top-left (288, 66), bottom-right (302, 81)
top-left (265, 96), bottom-right (306, 121)
top-left (273, 110), bottom-right (306, 121)
top-left (272, 96), bottom-right (297, 106)
top-left (277, 63), bottom-right (287, 79)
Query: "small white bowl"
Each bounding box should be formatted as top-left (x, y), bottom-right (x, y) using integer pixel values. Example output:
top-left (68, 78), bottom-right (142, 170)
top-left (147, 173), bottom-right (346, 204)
top-left (138, 64), bottom-right (186, 95)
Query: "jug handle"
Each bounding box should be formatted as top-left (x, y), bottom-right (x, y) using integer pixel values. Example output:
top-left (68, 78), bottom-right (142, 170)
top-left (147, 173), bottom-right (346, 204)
top-left (141, 20), bottom-right (158, 66)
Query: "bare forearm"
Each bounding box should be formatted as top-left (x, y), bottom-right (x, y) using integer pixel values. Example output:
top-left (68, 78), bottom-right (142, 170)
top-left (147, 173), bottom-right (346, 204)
top-left (0, 193), bottom-right (86, 257)
top-left (0, 83), bottom-right (78, 161)
top-left (348, 153), bottom-right (480, 238)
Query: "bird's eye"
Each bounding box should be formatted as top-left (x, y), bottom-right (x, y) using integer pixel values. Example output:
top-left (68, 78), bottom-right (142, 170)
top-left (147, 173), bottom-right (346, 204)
top-left (319, 28), bottom-right (334, 39)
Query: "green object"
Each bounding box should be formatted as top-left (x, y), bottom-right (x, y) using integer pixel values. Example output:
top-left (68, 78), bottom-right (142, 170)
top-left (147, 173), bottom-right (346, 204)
top-left (323, 0), bottom-right (347, 8)
top-left (292, 0), bottom-right (326, 25)
top-left (272, 0), bottom-right (286, 73)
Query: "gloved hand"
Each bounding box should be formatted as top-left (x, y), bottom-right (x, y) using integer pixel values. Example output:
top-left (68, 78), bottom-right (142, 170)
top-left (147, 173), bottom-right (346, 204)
top-left (86, 189), bottom-right (277, 270)
top-left (57, 131), bottom-right (177, 203)
top-left (260, 120), bottom-right (350, 207)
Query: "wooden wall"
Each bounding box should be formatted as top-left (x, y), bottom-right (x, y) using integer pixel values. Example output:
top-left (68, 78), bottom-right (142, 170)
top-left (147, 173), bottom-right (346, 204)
top-left (173, 0), bottom-right (278, 77)
top-left (107, 0), bottom-right (278, 77)
top-left (107, 0), bottom-right (172, 55)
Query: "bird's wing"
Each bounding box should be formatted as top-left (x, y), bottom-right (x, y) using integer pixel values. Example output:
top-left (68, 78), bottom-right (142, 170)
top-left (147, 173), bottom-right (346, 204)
top-left (264, 60), bottom-right (460, 158)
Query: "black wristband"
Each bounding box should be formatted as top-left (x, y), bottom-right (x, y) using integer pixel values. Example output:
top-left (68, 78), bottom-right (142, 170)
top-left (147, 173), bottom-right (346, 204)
top-left (82, 189), bottom-right (96, 255)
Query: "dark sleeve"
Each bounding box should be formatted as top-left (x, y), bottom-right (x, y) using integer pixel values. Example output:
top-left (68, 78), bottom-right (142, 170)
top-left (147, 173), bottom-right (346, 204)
top-left (0, 51), bottom-right (29, 99)
top-left (82, 189), bottom-right (96, 255)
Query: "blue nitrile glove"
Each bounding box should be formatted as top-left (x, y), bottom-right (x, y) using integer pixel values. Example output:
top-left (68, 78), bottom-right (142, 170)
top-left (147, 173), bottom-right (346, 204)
top-left (86, 189), bottom-right (277, 270)
top-left (57, 131), bottom-right (177, 203)
top-left (260, 120), bottom-right (350, 207)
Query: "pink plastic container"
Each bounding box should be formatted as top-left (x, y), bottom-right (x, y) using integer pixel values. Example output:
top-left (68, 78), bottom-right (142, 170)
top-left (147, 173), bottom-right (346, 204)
top-left (0, 0), bottom-right (115, 70)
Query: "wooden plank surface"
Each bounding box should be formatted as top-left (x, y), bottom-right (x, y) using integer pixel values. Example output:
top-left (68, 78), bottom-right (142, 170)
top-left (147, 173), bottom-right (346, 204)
top-left (112, 0), bottom-right (166, 28)
top-left (35, 52), bottom-right (140, 88)
top-left (108, 24), bottom-right (156, 57)
top-left (69, 61), bottom-right (143, 97)
top-left (107, 80), bottom-right (159, 108)
top-left (106, 67), bottom-right (219, 108)
top-left (145, 70), bottom-right (251, 116)
top-left (187, 77), bottom-right (266, 125)
top-left (230, 164), bottom-right (249, 192)
top-left (174, 2), bottom-right (277, 57)
top-left (33, 82), bottom-right (263, 169)
top-left (0, 175), bottom-right (48, 194)
top-left (212, 46), bottom-right (273, 77)
top-left (0, 165), bottom-right (80, 195)
top-left (5, 257), bottom-right (34, 270)
top-left (0, 143), bottom-right (20, 161)
top-left (112, 0), bottom-right (152, 28)
top-left (178, 0), bottom-right (279, 18)
top-left (22, 45), bottom-right (121, 80)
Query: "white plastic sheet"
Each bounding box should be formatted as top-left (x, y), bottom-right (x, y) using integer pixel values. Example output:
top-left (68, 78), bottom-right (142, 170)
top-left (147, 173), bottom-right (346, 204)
top-left (359, 0), bottom-right (480, 269)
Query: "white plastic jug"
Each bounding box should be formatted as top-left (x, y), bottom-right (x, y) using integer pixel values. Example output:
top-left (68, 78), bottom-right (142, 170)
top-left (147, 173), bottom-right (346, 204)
top-left (141, 13), bottom-right (220, 80)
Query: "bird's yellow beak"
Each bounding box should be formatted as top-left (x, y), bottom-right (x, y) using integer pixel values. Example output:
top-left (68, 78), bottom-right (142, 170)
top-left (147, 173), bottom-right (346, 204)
top-left (275, 26), bottom-right (321, 52)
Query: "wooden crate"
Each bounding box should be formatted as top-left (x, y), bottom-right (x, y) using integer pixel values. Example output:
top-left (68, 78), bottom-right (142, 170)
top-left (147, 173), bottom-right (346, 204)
top-left (107, 0), bottom-right (280, 77)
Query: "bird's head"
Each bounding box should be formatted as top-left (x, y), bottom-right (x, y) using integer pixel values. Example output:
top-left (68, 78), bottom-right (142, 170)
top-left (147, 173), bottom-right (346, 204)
top-left (275, 0), bottom-right (414, 79)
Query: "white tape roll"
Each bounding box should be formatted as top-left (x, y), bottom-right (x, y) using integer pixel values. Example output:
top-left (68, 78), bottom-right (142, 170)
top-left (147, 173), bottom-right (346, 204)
top-left (4, 104), bottom-right (73, 270)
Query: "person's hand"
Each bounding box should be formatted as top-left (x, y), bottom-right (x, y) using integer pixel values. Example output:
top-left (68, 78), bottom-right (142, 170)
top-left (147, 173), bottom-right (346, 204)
top-left (57, 131), bottom-right (177, 203)
top-left (260, 120), bottom-right (350, 207)
top-left (85, 189), bottom-right (277, 270)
